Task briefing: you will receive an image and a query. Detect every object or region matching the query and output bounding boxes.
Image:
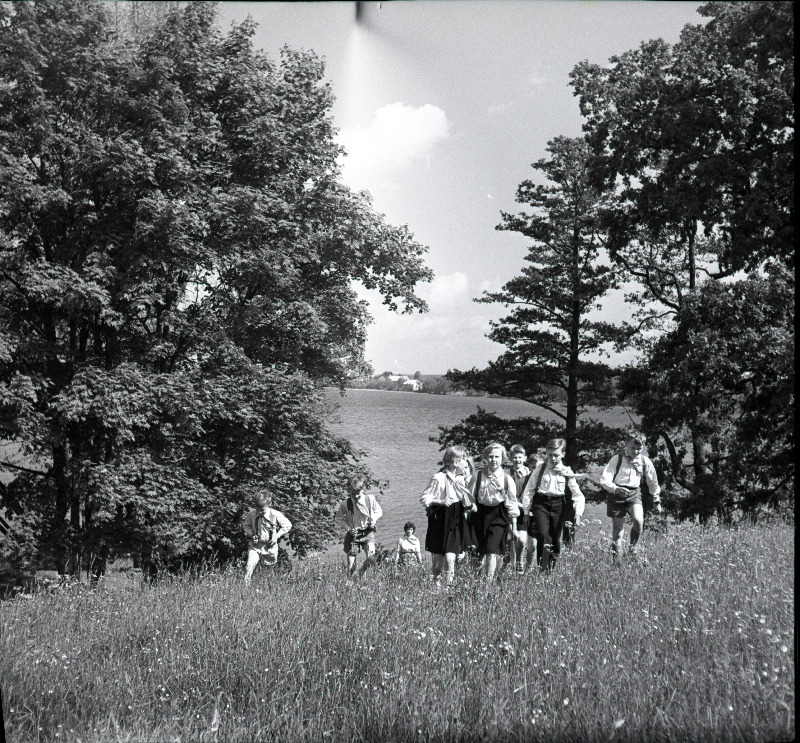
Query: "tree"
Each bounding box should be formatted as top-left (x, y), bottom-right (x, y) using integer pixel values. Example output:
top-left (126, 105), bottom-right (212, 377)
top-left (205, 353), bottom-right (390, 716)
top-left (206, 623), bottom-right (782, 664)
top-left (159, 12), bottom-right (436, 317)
top-left (570, 1), bottom-right (794, 519)
top-left (0, 1), bottom-right (432, 575)
top-left (571, 2), bottom-right (793, 289)
top-left (620, 267), bottom-right (794, 522)
top-left (444, 137), bottom-right (627, 476)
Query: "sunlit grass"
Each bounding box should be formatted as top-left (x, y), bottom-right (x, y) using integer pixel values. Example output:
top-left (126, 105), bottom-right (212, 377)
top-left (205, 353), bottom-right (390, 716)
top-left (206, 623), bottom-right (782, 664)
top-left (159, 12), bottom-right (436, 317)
top-left (1, 520), bottom-right (793, 742)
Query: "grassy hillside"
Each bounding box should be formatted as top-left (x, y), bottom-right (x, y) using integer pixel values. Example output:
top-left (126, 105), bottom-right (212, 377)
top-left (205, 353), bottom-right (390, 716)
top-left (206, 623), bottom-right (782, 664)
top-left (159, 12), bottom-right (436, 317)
top-left (0, 520), bottom-right (793, 742)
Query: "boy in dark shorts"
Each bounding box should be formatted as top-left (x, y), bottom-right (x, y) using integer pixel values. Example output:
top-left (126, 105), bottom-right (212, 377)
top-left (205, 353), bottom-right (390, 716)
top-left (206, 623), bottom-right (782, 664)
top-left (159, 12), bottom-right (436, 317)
top-left (600, 431), bottom-right (662, 560)
top-left (334, 476), bottom-right (383, 576)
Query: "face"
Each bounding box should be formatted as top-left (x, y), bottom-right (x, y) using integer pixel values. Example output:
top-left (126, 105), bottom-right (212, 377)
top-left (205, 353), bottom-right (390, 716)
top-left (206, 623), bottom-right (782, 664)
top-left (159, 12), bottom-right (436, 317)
top-left (449, 453), bottom-right (467, 474)
top-left (405, 526), bottom-right (414, 537)
top-left (625, 439), bottom-right (644, 459)
top-left (485, 447), bottom-right (503, 470)
top-left (511, 452), bottom-right (526, 469)
top-left (259, 501), bottom-right (271, 515)
top-left (546, 447), bottom-right (564, 467)
top-left (349, 486), bottom-right (365, 500)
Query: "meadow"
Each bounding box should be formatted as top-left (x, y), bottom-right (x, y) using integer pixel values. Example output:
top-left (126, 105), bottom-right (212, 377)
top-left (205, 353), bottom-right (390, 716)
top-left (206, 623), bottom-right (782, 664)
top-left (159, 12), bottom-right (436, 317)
top-left (0, 519), bottom-right (794, 743)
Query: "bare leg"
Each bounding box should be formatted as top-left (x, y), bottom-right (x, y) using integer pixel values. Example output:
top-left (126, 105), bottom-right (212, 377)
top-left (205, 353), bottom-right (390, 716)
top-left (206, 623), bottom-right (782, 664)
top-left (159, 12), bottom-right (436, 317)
top-left (611, 516), bottom-right (626, 560)
top-left (628, 504), bottom-right (644, 550)
top-left (443, 552), bottom-right (456, 584)
top-left (359, 544), bottom-right (376, 575)
top-left (431, 553), bottom-right (444, 579)
top-left (484, 553), bottom-right (499, 581)
top-left (347, 554), bottom-right (357, 575)
top-left (244, 549), bottom-right (260, 584)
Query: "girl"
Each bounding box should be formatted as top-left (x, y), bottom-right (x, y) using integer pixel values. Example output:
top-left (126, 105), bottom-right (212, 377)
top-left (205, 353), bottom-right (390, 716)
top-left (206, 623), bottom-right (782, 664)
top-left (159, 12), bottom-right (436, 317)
top-left (519, 439), bottom-right (584, 572)
top-left (420, 445), bottom-right (472, 585)
top-left (394, 521), bottom-right (423, 567)
top-left (469, 442), bottom-right (520, 581)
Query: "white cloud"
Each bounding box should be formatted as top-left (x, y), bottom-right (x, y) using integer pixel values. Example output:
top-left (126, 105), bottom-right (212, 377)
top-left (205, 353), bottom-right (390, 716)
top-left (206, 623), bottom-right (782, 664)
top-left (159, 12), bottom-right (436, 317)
top-left (423, 272), bottom-right (469, 310)
top-left (338, 103), bottom-right (450, 190)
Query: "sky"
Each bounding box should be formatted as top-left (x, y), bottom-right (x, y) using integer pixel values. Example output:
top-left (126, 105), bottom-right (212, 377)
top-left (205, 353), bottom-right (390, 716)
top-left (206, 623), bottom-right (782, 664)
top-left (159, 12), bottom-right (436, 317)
top-left (216, 1), bottom-right (704, 375)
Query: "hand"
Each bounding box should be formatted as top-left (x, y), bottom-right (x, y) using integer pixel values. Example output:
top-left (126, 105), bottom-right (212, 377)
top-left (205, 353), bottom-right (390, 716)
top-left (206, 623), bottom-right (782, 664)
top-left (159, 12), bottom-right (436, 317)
top-left (251, 535), bottom-right (259, 543)
top-left (349, 528), bottom-right (359, 538)
top-left (575, 515), bottom-right (582, 527)
top-left (470, 504), bottom-right (478, 513)
top-left (615, 486), bottom-right (631, 497)
top-left (654, 502), bottom-right (663, 515)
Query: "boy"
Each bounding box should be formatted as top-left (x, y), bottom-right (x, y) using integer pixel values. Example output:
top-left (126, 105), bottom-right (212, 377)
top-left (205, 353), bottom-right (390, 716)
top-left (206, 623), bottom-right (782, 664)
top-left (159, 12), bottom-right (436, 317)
top-left (243, 491), bottom-right (292, 584)
top-left (519, 439), bottom-right (584, 572)
top-left (599, 430), bottom-right (662, 560)
top-left (334, 475), bottom-right (383, 576)
top-left (507, 444), bottom-right (532, 573)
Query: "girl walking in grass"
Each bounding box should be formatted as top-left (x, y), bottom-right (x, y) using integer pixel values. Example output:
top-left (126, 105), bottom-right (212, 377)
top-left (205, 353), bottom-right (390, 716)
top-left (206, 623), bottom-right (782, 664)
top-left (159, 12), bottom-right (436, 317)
top-left (394, 521), bottom-right (423, 567)
top-left (508, 444), bottom-right (532, 574)
top-left (468, 442), bottom-right (520, 581)
top-left (420, 445), bottom-right (472, 585)
top-left (519, 439), bottom-right (584, 572)
top-left (599, 430), bottom-right (662, 562)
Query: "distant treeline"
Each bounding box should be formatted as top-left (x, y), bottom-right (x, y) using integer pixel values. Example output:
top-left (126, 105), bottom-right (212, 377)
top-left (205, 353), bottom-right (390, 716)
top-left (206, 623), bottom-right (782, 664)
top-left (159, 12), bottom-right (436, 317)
top-left (347, 373), bottom-right (569, 400)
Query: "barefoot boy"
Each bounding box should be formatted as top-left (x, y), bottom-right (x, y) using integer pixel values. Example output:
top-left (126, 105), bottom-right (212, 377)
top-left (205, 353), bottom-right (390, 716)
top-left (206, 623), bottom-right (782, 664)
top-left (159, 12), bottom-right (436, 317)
top-left (600, 430), bottom-right (662, 559)
top-left (334, 475), bottom-right (383, 576)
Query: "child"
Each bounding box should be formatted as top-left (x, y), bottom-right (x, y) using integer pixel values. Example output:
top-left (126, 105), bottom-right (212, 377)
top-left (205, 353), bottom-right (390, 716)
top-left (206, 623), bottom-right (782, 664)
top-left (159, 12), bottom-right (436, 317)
top-left (519, 439), bottom-right (584, 572)
top-left (394, 521), bottom-right (423, 567)
top-left (508, 444), bottom-right (532, 574)
top-left (468, 442), bottom-right (520, 581)
top-left (599, 430), bottom-right (662, 560)
top-left (243, 491), bottom-right (293, 584)
top-left (334, 475), bottom-right (383, 576)
top-left (420, 445), bottom-right (472, 585)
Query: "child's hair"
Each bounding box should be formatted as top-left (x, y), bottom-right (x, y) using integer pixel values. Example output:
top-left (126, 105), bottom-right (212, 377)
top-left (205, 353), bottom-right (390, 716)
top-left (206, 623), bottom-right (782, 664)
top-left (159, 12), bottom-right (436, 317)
top-left (545, 438), bottom-right (567, 452)
top-left (482, 442), bottom-right (507, 462)
top-left (404, 521), bottom-right (416, 532)
top-left (443, 445), bottom-right (468, 466)
top-left (255, 490), bottom-right (272, 508)
top-left (626, 430), bottom-right (647, 446)
top-left (347, 476), bottom-right (367, 495)
top-left (509, 444), bottom-right (526, 456)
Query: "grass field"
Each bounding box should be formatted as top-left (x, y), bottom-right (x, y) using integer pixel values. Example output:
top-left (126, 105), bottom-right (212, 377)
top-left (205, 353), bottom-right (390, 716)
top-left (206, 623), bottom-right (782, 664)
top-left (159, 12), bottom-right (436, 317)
top-left (0, 518), bottom-right (794, 743)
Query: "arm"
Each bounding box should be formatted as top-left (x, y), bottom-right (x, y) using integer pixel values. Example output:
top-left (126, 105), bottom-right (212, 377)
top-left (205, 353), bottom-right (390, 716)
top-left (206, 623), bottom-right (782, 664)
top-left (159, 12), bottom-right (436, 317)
top-left (505, 478), bottom-right (520, 526)
top-left (567, 476), bottom-right (585, 523)
top-left (370, 495), bottom-right (383, 525)
top-left (519, 464), bottom-right (540, 514)
top-left (420, 474), bottom-right (444, 507)
top-left (242, 511), bottom-right (257, 540)
top-left (644, 458), bottom-right (661, 502)
top-left (333, 501), bottom-right (350, 533)
top-left (394, 539), bottom-right (402, 564)
top-left (599, 457), bottom-right (619, 494)
top-left (466, 472), bottom-right (479, 511)
top-left (274, 511), bottom-right (292, 541)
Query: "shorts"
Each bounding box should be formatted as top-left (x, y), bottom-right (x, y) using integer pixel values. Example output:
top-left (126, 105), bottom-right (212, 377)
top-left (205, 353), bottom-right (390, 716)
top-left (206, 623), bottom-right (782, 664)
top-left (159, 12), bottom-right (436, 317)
top-left (343, 528), bottom-right (376, 555)
top-left (607, 489), bottom-right (642, 518)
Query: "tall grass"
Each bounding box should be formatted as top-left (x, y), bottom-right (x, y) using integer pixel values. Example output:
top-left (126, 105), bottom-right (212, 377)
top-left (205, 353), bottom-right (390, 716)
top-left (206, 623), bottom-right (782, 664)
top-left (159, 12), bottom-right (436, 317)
top-left (1, 520), bottom-right (793, 742)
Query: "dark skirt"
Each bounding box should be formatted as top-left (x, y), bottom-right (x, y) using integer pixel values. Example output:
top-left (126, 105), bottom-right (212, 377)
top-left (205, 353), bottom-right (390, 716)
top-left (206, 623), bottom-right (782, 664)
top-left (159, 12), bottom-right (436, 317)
top-left (472, 502), bottom-right (509, 556)
top-left (425, 501), bottom-right (466, 555)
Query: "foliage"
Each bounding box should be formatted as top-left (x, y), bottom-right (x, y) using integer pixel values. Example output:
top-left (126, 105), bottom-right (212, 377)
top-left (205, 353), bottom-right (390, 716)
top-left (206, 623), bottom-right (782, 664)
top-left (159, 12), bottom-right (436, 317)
top-left (571, 1), bottom-right (793, 314)
top-left (0, 1), bottom-right (431, 572)
top-left (445, 137), bottom-right (627, 468)
top-left (620, 268), bottom-right (795, 523)
top-left (570, 1), bottom-right (794, 519)
top-left (1, 521), bottom-right (794, 742)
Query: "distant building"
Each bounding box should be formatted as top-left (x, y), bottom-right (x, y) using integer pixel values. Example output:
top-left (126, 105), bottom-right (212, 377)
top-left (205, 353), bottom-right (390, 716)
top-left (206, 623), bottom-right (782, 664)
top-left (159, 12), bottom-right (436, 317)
top-left (402, 379), bottom-right (422, 391)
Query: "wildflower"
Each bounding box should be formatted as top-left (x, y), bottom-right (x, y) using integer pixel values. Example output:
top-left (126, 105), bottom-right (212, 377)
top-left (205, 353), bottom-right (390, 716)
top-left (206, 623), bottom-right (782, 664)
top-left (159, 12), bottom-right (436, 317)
top-left (614, 719), bottom-right (625, 729)
top-left (780, 645), bottom-right (788, 653)
top-left (563, 698), bottom-right (569, 706)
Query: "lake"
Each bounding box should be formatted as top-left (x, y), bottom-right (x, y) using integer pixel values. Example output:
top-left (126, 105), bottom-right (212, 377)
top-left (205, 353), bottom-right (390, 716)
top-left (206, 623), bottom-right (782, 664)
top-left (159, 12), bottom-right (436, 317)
top-left (321, 388), bottom-right (628, 559)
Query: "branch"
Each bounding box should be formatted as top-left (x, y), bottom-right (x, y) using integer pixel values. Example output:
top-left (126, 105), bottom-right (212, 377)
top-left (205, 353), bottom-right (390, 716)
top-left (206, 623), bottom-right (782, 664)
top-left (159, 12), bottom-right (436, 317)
top-left (0, 460), bottom-right (51, 477)
top-left (657, 429), bottom-right (693, 492)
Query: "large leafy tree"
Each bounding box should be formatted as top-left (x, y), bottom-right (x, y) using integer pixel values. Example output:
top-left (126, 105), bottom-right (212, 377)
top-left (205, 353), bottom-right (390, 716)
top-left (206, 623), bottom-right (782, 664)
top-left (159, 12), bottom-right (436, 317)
top-left (570, 1), bottom-right (794, 519)
top-left (0, 1), bottom-right (432, 574)
top-left (443, 137), bottom-right (626, 478)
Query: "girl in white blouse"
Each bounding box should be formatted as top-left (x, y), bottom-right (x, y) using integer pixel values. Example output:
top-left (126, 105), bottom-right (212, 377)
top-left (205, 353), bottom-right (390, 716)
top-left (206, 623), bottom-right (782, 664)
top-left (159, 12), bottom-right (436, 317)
top-left (420, 445), bottom-right (472, 585)
top-left (394, 521), bottom-right (423, 567)
top-left (468, 442), bottom-right (520, 581)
